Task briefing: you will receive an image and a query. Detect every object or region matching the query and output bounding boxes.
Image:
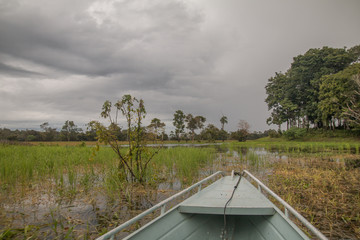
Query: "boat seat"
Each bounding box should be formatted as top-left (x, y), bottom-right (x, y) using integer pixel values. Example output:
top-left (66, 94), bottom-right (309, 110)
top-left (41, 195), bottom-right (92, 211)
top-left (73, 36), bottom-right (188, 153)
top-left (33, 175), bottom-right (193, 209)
top-left (178, 176), bottom-right (276, 216)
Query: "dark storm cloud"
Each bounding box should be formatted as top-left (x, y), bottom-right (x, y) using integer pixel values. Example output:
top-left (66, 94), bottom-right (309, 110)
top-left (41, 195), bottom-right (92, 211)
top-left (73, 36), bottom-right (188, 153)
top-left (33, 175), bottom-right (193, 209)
top-left (0, 0), bottom-right (212, 80)
top-left (1, 0), bottom-right (360, 131)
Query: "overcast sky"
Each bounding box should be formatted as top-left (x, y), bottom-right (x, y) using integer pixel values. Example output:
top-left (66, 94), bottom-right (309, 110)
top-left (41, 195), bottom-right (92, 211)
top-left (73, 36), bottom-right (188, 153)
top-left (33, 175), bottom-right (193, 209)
top-left (1, 0), bottom-right (360, 133)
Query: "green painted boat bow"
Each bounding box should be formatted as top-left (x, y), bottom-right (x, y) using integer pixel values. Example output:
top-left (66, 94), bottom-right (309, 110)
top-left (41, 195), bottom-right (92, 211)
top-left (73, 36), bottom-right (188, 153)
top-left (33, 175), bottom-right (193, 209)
top-left (97, 171), bottom-right (327, 240)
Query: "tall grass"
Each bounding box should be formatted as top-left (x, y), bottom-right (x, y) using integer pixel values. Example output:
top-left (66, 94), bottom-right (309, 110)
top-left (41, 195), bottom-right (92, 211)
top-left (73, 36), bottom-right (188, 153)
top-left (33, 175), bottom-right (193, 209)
top-left (229, 140), bottom-right (360, 157)
top-left (0, 145), bottom-right (116, 190)
top-left (149, 147), bottom-right (215, 184)
top-left (0, 145), bottom-right (216, 191)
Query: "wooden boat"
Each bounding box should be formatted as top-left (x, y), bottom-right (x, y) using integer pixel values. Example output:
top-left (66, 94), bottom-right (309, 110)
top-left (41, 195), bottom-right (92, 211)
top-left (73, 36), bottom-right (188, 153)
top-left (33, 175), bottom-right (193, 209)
top-left (97, 170), bottom-right (327, 240)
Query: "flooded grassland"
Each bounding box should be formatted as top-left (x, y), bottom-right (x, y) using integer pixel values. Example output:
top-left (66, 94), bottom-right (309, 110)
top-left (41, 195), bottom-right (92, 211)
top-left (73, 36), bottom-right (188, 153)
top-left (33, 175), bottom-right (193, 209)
top-left (0, 144), bottom-right (217, 239)
top-left (1, 141), bottom-right (360, 239)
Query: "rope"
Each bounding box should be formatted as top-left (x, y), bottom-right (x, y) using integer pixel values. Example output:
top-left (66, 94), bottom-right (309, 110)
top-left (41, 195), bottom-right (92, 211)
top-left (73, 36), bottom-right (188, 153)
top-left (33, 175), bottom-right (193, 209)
top-left (222, 172), bottom-right (242, 239)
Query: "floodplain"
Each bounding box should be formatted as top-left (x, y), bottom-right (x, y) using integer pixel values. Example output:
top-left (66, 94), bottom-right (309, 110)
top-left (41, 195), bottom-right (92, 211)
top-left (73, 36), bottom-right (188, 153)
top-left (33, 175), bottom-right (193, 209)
top-left (0, 140), bottom-right (359, 239)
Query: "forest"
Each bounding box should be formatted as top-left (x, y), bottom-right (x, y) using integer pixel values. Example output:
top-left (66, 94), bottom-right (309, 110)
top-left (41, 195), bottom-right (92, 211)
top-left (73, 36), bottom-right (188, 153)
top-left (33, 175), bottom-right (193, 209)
top-left (266, 45), bottom-right (360, 130)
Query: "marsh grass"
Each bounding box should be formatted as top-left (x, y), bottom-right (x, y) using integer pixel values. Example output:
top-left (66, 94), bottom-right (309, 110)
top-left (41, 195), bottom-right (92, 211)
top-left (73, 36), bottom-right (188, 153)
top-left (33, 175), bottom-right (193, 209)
top-left (267, 159), bottom-right (360, 239)
top-left (230, 140), bottom-right (360, 158)
top-left (0, 145), bottom-right (215, 196)
top-left (150, 147), bottom-right (215, 184)
top-left (0, 144), bottom-right (217, 239)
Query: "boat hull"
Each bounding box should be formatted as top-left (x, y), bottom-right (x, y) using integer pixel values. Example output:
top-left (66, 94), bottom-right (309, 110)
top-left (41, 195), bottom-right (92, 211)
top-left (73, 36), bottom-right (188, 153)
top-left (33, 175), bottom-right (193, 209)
top-left (124, 176), bottom-right (309, 240)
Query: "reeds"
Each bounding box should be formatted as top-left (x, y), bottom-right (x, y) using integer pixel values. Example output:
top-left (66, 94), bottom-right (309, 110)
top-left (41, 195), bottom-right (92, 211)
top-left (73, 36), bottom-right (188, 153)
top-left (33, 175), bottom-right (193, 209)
top-left (150, 147), bottom-right (215, 184)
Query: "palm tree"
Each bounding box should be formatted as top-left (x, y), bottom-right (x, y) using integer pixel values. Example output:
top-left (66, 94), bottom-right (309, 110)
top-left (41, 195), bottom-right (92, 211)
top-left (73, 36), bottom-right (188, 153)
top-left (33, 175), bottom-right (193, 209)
top-left (220, 116), bottom-right (228, 130)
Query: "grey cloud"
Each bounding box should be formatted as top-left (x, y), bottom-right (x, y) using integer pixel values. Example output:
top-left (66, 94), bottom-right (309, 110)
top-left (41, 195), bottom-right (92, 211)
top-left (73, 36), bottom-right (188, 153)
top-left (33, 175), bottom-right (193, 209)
top-left (1, 0), bottom-right (360, 131)
top-left (0, 0), bottom-right (213, 80)
top-left (0, 62), bottom-right (44, 77)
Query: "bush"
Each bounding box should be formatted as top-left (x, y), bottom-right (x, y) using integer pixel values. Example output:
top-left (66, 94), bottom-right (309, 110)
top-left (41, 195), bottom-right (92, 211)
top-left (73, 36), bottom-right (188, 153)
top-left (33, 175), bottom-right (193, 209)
top-left (267, 129), bottom-right (281, 138)
top-left (283, 127), bottom-right (307, 140)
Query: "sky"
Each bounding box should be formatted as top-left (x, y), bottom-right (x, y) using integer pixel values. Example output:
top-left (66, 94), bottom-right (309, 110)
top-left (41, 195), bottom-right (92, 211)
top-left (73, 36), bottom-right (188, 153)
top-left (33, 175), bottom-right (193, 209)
top-left (1, 0), bottom-right (360, 133)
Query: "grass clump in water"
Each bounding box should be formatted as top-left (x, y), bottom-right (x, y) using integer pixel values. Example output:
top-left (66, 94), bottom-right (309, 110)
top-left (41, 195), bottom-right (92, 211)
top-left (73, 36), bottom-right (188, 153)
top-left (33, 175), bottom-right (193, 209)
top-left (151, 147), bottom-right (215, 184)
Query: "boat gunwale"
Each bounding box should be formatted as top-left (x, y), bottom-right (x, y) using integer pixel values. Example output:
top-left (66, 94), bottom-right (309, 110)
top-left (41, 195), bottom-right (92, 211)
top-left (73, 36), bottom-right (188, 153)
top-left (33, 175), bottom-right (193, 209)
top-left (96, 171), bottom-right (226, 240)
top-left (243, 170), bottom-right (327, 240)
top-left (96, 170), bottom-right (328, 240)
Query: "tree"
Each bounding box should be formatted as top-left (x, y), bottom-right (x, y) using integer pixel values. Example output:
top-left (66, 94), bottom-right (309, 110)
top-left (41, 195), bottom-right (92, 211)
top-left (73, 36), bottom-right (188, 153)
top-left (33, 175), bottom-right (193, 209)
top-left (219, 115), bottom-right (229, 142)
top-left (289, 47), bottom-right (354, 127)
top-left (265, 45), bottom-right (360, 129)
top-left (147, 118), bottom-right (165, 142)
top-left (218, 129), bottom-right (229, 142)
top-left (344, 73), bottom-right (360, 125)
top-left (40, 122), bottom-right (57, 141)
top-left (195, 116), bottom-right (206, 132)
top-left (319, 63), bottom-right (360, 129)
top-left (61, 120), bottom-right (81, 141)
top-left (265, 72), bottom-right (298, 129)
top-left (185, 114), bottom-right (206, 142)
top-left (185, 114), bottom-right (196, 141)
top-left (348, 45), bottom-right (360, 63)
top-left (169, 131), bottom-right (176, 140)
top-left (90, 95), bottom-right (159, 183)
top-left (232, 120), bottom-right (250, 142)
top-left (85, 122), bottom-right (98, 141)
top-left (173, 110), bottom-right (186, 142)
top-left (220, 115), bottom-right (228, 130)
top-left (200, 124), bottom-right (220, 142)
top-left (40, 122), bottom-right (49, 132)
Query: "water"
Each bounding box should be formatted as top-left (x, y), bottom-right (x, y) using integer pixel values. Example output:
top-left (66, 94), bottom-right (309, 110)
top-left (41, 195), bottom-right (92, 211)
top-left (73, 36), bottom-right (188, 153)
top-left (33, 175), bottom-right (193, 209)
top-left (1, 144), bottom-right (355, 239)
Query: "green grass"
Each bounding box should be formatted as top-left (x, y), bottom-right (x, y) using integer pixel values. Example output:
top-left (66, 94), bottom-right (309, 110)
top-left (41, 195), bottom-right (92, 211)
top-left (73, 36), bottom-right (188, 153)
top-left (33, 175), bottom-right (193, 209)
top-left (0, 144), bottom-right (216, 192)
top-left (150, 147), bottom-right (215, 183)
top-left (229, 138), bottom-right (360, 156)
top-left (0, 145), bottom-right (116, 187)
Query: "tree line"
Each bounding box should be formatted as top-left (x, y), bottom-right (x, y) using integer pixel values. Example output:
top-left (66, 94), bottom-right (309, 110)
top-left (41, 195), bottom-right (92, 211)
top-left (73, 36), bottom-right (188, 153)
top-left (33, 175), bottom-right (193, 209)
top-left (0, 111), bottom-right (269, 142)
top-left (266, 45), bottom-right (360, 130)
top-left (0, 121), bottom-right (92, 142)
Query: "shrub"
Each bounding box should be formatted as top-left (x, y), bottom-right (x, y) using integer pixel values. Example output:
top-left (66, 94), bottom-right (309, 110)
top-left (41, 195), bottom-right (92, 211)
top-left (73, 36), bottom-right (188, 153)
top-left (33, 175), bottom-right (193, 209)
top-left (283, 127), bottom-right (306, 140)
top-left (267, 129), bottom-right (281, 138)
